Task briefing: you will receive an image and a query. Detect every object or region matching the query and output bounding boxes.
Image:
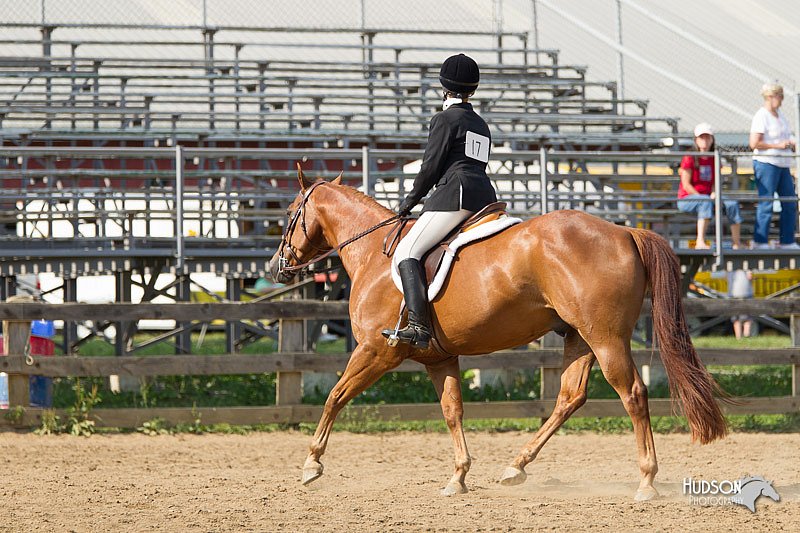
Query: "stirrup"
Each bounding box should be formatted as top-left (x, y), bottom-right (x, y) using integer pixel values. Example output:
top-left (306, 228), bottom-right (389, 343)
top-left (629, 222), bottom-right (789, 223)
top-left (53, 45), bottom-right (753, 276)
top-left (382, 314), bottom-right (404, 347)
top-left (382, 325), bottom-right (430, 349)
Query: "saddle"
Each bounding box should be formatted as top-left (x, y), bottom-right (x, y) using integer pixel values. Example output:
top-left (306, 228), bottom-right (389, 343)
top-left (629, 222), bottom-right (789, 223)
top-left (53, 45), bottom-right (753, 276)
top-left (389, 201), bottom-right (522, 301)
top-left (421, 201), bottom-right (507, 282)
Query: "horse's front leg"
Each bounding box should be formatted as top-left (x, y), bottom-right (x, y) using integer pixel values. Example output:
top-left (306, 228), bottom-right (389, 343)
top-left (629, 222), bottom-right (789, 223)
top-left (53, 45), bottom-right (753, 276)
top-left (426, 357), bottom-right (470, 496)
top-left (302, 343), bottom-right (401, 485)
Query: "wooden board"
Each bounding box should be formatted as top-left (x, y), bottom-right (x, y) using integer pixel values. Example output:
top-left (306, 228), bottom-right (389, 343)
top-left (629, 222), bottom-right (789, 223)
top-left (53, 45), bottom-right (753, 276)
top-left (2, 396), bottom-right (797, 428)
top-left (0, 298), bottom-right (797, 322)
top-left (2, 348), bottom-right (799, 377)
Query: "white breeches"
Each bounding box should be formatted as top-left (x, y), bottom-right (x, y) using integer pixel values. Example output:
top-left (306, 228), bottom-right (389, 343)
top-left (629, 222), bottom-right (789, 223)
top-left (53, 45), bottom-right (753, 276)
top-left (393, 209), bottom-right (474, 267)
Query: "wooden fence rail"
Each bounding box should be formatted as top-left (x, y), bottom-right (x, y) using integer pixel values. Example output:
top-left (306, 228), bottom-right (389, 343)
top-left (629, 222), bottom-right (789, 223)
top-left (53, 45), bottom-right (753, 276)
top-left (1, 298), bottom-right (800, 321)
top-left (1, 299), bottom-right (798, 428)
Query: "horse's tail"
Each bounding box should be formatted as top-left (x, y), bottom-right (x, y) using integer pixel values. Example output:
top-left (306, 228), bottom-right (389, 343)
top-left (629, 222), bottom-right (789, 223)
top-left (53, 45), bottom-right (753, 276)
top-left (628, 228), bottom-right (728, 444)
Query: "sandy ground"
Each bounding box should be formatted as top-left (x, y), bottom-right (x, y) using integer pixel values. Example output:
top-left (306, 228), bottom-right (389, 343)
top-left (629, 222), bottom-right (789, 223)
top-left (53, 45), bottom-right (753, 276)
top-left (0, 430), bottom-right (797, 532)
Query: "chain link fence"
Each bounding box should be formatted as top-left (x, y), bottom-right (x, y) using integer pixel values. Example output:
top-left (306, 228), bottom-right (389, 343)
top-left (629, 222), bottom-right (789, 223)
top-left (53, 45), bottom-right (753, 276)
top-left (5, 0), bottom-right (497, 30)
top-left (1, 0), bottom-right (798, 136)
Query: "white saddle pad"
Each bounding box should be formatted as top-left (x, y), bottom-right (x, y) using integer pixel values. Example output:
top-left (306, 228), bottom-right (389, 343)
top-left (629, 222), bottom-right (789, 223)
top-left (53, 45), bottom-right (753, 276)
top-left (391, 216), bottom-right (522, 301)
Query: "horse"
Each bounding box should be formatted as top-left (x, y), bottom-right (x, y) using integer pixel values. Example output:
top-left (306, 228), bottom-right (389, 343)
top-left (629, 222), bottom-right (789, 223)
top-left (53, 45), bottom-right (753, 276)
top-left (269, 167), bottom-right (728, 500)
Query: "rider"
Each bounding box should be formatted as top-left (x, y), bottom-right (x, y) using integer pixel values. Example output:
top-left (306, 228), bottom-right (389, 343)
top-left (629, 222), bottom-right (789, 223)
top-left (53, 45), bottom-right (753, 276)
top-left (381, 53), bottom-right (497, 349)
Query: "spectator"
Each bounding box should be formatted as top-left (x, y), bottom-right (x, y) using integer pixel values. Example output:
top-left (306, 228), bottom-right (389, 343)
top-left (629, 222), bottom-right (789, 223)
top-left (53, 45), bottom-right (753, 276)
top-left (749, 83), bottom-right (799, 249)
top-left (728, 269), bottom-right (754, 340)
top-left (677, 123), bottom-right (743, 250)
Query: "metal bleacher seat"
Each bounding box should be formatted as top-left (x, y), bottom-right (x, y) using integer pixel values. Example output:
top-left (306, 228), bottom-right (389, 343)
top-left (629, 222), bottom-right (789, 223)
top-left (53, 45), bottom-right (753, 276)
top-left (0, 24), bottom-right (694, 284)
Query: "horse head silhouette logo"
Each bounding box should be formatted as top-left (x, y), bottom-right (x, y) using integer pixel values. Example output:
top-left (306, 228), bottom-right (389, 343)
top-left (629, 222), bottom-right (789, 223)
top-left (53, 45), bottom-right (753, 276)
top-left (730, 476), bottom-right (780, 513)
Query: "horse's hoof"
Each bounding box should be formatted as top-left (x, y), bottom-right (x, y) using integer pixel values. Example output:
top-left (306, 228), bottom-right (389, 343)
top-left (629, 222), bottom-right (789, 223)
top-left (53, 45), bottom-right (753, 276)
top-left (634, 486), bottom-right (659, 501)
top-left (301, 460), bottom-right (324, 486)
top-left (499, 466), bottom-right (527, 486)
top-left (441, 481), bottom-right (468, 496)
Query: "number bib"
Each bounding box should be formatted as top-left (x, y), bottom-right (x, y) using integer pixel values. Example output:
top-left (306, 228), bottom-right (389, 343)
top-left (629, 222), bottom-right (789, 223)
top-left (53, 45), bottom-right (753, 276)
top-left (465, 131), bottom-right (490, 163)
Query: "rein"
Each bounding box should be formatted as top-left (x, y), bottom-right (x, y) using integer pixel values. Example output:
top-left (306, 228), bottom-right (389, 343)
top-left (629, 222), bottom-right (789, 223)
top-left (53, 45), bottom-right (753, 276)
top-left (278, 182), bottom-right (405, 274)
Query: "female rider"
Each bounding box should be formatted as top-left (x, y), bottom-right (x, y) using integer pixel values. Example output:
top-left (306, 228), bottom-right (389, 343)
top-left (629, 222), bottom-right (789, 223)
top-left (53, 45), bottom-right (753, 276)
top-left (382, 53), bottom-right (497, 349)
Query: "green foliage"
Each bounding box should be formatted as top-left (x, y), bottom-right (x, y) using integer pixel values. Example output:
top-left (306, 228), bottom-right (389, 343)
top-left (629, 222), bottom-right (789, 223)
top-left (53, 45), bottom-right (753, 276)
top-left (65, 380), bottom-right (101, 436)
top-left (336, 404), bottom-right (387, 433)
top-left (174, 406), bottom-right (207, 434)
top-left (708, 365), bottom-right (792, 397)
top-left (137, 417), bottom-right (172, 436)
top-left (37, 380), bottom-right (101, 436)
top-left (34, 409), bottom-right (61, 435)
top-left (4, 405), bottom-right (25, 425)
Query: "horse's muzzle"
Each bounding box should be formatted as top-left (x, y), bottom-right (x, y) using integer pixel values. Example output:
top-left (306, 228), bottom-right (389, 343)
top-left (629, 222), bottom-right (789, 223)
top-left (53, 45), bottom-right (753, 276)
top-left (269, 254), bottom-right (295, 285)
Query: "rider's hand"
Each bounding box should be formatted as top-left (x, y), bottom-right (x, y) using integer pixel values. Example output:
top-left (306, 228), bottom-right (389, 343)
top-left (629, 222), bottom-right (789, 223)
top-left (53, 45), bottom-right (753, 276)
top-left (398, 198), bottom-right (413, 217)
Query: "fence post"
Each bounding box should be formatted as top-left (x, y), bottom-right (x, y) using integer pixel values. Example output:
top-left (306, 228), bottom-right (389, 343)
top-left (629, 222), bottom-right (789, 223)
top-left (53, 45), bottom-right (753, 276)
top-left (539, 331), bottom-right (563, 422)
top-left (2, 294), bottom-right (33, 408)
top-left (792, 314), bottom-right (799, 397)
top-left (539, 332), bottom-right (563, 397)
top-left (276, 292), bottom-right (304, 405)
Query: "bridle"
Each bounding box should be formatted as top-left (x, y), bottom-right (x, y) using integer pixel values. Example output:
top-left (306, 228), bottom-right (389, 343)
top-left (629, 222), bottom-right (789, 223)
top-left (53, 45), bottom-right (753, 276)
top-left (276, 181), bottom-right (402, 275)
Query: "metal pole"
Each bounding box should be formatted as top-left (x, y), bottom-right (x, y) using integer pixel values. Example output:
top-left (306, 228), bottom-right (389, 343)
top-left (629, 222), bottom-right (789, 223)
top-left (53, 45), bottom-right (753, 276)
top-left (362, 145), bottom-right (370, 195)
top-left (41, 25), bottom-right (53, 129)
top-left (175, 144), bottom-right (185, 272)
top-left (531, 0), bottom-right (539, 51)
top-left (540, 147), bottom-right (548, 214)
top-left (614, 0), bottom-right (625, 103)
top-left (795, 93), bottom-right (800, 195)
top-left (713, 149), bottom-right (723, 267)
top-left (204, 29), bottom-right (216, 130)
top-left (494, 0), bottom-right (504, 64)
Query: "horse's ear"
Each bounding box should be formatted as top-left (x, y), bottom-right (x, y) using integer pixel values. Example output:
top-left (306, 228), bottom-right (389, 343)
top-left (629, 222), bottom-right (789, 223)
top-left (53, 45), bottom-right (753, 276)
top-left (330, 171), bottom-right (343, 185)
top-left (297, 162), bottom-right (315, 191)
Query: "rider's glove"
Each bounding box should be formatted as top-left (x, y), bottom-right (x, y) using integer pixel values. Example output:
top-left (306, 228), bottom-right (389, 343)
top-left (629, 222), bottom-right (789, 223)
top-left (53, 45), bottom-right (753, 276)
top-left (398, 198), bottom-right (414, 217)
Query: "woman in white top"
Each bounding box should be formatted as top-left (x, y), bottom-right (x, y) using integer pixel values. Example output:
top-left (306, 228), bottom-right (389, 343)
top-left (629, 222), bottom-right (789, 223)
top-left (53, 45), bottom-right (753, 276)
top-left (749, 83), bottom-right (798, 249)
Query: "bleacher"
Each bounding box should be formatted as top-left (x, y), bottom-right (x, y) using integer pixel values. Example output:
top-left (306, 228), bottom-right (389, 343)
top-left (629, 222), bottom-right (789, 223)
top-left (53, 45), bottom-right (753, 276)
top-left (0, 23), bottom-right (792, 283)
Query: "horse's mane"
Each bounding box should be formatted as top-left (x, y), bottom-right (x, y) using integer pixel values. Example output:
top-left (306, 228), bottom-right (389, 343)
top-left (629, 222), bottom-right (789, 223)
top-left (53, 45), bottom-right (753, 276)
top-left (325, 180), bottom-right (395, 216)
top-left (740, 475), bottom-right (770, 486)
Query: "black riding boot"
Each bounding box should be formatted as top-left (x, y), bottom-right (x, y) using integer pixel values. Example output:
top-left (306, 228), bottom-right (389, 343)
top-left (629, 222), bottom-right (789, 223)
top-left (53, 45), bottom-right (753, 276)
top-left (382, 258), bottom-right (432, 349)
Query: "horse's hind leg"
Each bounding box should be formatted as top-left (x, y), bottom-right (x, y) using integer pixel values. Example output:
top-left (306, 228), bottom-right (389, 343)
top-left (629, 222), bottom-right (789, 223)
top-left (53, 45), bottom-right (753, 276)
top-left (302, 344), bottom-right (400, 485)
top-left (592, 339), bottom-right (659, 501)
top-left (426, 357), bottom-right (470, 496)
top-left (500, 330), bottom-right (594, 486)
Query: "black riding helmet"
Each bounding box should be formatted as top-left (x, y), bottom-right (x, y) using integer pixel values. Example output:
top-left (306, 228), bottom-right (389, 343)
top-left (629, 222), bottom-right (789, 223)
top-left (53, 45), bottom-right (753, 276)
top-left (439, 53), bottom-right (480, 96)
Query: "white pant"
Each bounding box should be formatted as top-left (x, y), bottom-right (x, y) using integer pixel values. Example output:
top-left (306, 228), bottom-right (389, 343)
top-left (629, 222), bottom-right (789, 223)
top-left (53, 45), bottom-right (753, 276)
top-left (393, 209), bottom-right (474, 267)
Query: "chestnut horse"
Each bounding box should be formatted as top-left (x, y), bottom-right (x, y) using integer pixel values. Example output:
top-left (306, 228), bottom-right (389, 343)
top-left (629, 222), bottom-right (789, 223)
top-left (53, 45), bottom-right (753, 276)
top-left (269, 169), bottom-right (727, 500)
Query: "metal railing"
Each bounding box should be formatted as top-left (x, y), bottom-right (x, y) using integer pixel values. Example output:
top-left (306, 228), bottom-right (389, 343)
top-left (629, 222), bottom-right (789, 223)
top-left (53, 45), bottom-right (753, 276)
top-left (2, 145), bottom-right (798, 269)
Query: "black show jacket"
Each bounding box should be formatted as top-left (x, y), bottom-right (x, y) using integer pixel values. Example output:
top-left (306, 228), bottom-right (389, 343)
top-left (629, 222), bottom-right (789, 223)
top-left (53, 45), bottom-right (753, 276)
top-left (402, 102), bottom-right (497, 213)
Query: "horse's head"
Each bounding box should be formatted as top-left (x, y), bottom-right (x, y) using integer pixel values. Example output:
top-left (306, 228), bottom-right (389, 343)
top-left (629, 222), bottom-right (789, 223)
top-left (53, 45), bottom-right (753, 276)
top-left (759, 480), bottom-right (780, 502)
top-left (269, 164), bottom-right (342, 284)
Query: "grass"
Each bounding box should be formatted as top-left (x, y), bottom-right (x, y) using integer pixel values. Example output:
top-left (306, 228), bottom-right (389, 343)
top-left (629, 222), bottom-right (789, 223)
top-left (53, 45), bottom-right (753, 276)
top-left (32, 332), bottom-right (799, 435)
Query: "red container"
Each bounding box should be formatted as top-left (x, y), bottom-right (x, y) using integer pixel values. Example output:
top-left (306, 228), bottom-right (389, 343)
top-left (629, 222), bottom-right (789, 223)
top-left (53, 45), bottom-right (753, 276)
top-left (0, 335), bottom-right (56, 407)
top-left (0, 335), bottom-right (55, 357)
